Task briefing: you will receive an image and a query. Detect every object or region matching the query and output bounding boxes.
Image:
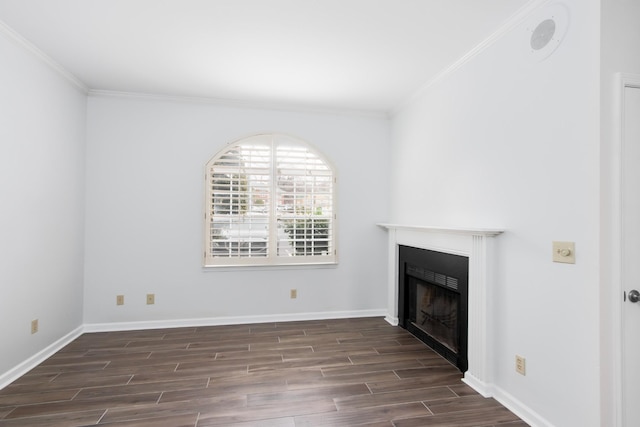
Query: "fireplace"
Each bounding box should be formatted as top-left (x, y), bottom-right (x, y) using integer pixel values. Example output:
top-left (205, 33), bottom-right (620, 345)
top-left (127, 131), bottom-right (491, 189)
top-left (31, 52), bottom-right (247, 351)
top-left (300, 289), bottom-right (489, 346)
top-left (399, 245), bottom-right (469, 371)
top-left (378, 224), bottom-right (503, 397)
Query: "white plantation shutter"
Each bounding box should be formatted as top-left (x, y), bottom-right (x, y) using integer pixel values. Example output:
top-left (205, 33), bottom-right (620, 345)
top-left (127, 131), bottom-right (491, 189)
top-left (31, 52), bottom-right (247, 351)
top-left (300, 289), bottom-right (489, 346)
top-left (204, 134), bottom-right (337, 266)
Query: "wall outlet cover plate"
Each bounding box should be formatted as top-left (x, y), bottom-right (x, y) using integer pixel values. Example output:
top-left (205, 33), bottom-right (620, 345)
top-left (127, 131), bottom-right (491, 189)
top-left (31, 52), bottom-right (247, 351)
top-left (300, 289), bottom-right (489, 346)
top-left (552, 241), bottom-right (575, 264)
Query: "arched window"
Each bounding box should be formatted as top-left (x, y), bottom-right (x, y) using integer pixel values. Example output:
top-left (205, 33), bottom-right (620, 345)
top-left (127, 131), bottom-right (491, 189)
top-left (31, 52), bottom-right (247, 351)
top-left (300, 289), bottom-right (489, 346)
top-left (204, 134), bottom-right (337, 266)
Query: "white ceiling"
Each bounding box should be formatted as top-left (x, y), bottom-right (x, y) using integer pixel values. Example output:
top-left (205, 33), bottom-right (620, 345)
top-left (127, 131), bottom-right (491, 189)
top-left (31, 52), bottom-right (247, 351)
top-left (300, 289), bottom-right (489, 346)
top-left (0, 0), bottom-right (530, 113)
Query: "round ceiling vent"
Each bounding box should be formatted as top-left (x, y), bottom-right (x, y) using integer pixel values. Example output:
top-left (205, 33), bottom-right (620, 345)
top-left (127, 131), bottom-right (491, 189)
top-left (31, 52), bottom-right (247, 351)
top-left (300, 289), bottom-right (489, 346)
top-left (530, 19), bottom-right (556, 50)
top-left (525, 3), bottom-right (569, 61)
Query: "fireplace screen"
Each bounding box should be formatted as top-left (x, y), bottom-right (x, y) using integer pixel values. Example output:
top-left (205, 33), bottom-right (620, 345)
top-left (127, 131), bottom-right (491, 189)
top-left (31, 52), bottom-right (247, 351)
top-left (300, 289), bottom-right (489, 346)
top-left (415, 281), bottom-right (459, 353)
top-left (399, 245), bottom-right (468, 372)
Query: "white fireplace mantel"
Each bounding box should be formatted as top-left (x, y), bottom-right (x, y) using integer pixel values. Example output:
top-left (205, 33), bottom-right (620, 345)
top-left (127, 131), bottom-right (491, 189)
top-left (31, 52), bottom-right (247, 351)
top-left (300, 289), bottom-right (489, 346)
top-left (377, 223), bottom-right (504, 397)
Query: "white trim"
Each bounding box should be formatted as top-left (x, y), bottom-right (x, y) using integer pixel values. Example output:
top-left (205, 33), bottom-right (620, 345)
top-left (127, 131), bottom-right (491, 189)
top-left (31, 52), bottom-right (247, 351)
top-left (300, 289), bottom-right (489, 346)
top-left (384, 316), bottom-right (399, 326)
top-left (391, 0), bottom-right (552, 116)
top-left (0, 310), bottom-right (386, 390)
top-left (0, 310), bottom-right (550, 427)
top-left (612, 72), bottom-right (640, 427)
top-left (462, 372), bottom-right (493, 398)
top-left (492, 384), bottom-right (555, 427)
top-left (378, 224), bottom-right (503, 397)
top-left (377, 223), bottom-right (504, 237)
top-left (0, 18), bottom-right (88, 93)
top-left (204, 133), bottom-right (338, 267)
top-left (0, 326), bottom-right (84, 390)
top-left (88, 89), bottom-right (389, 119)
top-left (82, 309), bottom-right (387, 333)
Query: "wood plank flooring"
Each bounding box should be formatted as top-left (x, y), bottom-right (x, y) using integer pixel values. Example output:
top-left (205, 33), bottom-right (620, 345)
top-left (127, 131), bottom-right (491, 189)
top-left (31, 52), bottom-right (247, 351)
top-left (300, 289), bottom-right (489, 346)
top-left (0, 317), bottom-right (528, 426)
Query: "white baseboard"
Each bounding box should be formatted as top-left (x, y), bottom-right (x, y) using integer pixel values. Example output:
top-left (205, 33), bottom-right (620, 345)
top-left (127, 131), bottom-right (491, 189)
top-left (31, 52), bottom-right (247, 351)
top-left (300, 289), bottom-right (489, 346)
top-left (0, 310), bottom-right (387, 390)
top-left (82, 308), bottom-right (557, 427)
top-left (491, 385), bottom-right (555, 427)
top-left (462, 369), bottom-right (554, 426)
top-left (384, 316), bottom-right (399, 326)
top-left (83, 309), bottom-right (388, 333)
top-left (462, 373), bottom-right (493, 398)
top-left (0, 309), bottom-right (555, 427)
top-left (0, 326), bottom-right (84, 390)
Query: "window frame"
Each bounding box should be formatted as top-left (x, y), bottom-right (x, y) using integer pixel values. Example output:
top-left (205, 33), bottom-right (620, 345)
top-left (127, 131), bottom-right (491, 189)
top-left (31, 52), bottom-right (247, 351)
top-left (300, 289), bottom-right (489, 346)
top-left (203, 133), bottom-right (338, 268)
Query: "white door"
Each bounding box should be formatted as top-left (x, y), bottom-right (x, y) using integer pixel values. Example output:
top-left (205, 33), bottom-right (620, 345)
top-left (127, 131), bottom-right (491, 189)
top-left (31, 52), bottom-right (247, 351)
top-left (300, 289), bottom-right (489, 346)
top-left (622, 83), bottom-right (640, 427)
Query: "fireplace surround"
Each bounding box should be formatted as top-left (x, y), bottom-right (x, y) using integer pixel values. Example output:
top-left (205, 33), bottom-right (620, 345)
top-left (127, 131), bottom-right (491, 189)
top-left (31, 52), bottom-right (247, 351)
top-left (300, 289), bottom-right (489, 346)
top-left (378, 224), bottom-right (503, 397)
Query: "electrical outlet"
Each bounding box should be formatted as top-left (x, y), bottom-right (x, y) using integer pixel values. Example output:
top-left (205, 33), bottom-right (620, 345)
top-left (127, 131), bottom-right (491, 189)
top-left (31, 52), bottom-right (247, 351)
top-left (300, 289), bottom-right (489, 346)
top-left (116, 295), bottom-right (124, 306)
top-left (515, 355), bottom-right (526, 375)
top-left (146, 293), bottom-right (155, 305)
top-left (31, 319), bottom-right (39, 334)
top-left (290, 289), bottom-right (297, 299)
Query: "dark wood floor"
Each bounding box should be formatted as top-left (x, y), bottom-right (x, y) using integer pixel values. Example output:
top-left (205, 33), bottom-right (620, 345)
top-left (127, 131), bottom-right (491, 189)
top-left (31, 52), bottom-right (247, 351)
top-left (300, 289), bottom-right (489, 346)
top-left (0, 317), bottom-right (527, 427)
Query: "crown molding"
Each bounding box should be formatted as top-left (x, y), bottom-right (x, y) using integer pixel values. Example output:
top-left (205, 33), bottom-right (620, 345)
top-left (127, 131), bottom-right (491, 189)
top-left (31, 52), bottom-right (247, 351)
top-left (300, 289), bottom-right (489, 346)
top-left (88, 89), bottom-right (390, 119)
top-left (1, 0), bottom-right (551, 120)
top-left (0, 15), bottom-right (384, 118)
top-left (391, 0), bottom-right (552, 116)
top-left (0, 19), bottom-right (88, 94)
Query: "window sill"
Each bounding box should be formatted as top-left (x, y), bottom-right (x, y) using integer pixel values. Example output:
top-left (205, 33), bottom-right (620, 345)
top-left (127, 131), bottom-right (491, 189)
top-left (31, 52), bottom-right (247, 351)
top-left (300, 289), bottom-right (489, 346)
top-left (202, 261), bottom-right (338, 272)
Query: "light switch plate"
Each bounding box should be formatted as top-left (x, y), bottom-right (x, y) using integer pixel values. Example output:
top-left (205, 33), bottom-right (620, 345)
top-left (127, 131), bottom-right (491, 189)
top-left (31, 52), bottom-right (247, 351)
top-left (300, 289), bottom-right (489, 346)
top-left (552, 241), bottom-right (575, 264)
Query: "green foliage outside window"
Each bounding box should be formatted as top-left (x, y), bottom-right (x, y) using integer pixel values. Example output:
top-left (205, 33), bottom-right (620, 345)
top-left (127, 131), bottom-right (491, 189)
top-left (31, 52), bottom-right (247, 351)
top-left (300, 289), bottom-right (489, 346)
top-left (284, 209), bottom-right (330, 255)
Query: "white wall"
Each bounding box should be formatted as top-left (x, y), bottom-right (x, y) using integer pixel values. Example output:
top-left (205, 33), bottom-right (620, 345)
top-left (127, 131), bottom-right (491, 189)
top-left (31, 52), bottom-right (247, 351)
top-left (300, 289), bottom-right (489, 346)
top-left (390, 1), bottom-right (600, 426)
top-left (83, 96), bottom-right (390, 326)
top-left (0, 31), bottom-right (86, 379)
top-left (600, 0), bottom-right (640, 425)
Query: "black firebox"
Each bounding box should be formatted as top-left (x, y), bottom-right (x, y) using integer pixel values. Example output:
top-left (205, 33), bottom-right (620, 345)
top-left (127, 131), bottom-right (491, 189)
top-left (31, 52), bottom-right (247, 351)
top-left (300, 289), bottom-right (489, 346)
top-left (398, 245), bottom-right (469, 372)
